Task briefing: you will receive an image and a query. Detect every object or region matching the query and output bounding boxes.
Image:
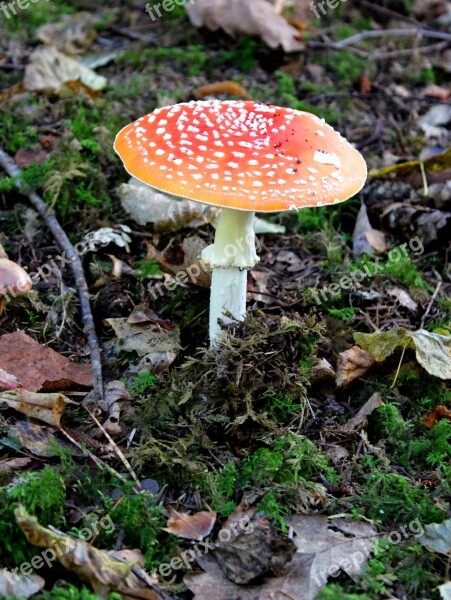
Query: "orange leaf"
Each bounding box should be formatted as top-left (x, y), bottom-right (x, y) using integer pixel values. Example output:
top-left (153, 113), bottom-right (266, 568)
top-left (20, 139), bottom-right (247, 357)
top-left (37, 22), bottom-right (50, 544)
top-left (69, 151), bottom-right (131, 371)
top-left (163, 507), bottom-right (216, 540)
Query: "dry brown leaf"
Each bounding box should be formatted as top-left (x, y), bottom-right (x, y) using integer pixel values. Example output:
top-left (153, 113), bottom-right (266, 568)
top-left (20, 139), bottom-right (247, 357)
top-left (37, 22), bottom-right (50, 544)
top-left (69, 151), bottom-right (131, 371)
top-left (422, 405), bottom-right (451, 429)
top-left (352, 202), bottom-right (387, 258)
top-left (36, 12), bottom-right (99, 54)
top-left (336, 346), bottom-right (375, 388)
top-left (340, 392), bottom-right (384, 433)
top-left (195, 81), bottom-right (249, 98)
top-left (0, 331), bottom-right (92, 392)
top-left (15, 506), bottom-right (145, 600)
top-left (387, 287), bottom-right (419, 312)
top-left (0, 570), bottom-right (44, 599)
top-left (0, 367), bottom-right (20, 390)
top-left (0, 389), bottom-right (74, 427)
top-left (118, 178), bottom-right (219, 231)
top-left (185, 0), bottom-right (305, 53)
top-left (24, 46), bottom-right (107, 94)
top-left (13, 421), bottom-right (61, 457)
top-left (14, 147), bottom-right (49, 169)
top-left (0, 457), bottom-right (32, 473)
top-left (163, 507), bottom-right (217, 540)
top-left (105, 318), bottom-right (180, 358)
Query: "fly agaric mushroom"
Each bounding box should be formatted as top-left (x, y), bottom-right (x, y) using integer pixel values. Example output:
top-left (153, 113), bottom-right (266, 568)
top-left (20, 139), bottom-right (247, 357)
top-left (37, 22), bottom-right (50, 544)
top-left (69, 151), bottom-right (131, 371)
top-left (0, 258), bottom-right (33, 314)
top-left (114, 100), bottom-right (367, 344)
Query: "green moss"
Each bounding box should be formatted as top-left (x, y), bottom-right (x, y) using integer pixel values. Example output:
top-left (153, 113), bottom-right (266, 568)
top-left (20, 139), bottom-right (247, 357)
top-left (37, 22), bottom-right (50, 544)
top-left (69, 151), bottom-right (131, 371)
top-left (0, 113), bottom-right (38, 154)
top-left (316, 584), bottom-right (370, 600)
top-left (219, 37), bottom-right (261, 72)
top-left (411, 420), bottom-right (451, 469)
top-left (327, 307), bottom-right (356, 322)
top-left (0, 467), bottom-right (66, 566)
top-left (128, 372), bottom-right (158, 396)
top-left (135, 258), bottom-right (163, 279)
top-left (382, 257), bottom-right (432, 292)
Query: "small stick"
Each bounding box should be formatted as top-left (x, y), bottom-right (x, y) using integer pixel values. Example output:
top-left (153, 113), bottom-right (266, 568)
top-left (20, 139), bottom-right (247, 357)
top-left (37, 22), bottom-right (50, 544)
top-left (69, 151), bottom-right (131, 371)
top-left (333, 28), bottom-right (451, 49)
top-left (421, 278), bottom-right (442, 329)
top-left (0, 147), bottom-right (104, 404)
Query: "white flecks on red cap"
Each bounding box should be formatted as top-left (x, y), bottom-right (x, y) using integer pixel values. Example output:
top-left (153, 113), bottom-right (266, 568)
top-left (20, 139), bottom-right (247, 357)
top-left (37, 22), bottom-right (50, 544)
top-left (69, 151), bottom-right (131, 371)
top-left (114, 100), bottom-right (367, 212)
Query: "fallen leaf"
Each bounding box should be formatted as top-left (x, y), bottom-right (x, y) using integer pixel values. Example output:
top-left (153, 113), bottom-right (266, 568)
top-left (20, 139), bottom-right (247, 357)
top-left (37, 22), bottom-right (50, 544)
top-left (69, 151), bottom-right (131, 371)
top-left (340, 393), bottom-right (384, 433)
top-left (14, 147), bottom-right (49, 168)
top-left (336, 346), bottom-right (375, 388)
top-left (355, 328), bottom-right (451, 380)
top-left (15, 506), bottom-right (143, 599)
top-left (213, 517), bottom-right (296, 584)
top-left (0, 570), bottom-right (44, 599)
top-left (195, 81), bottom-right (249, 98)
top-left (83, 381), bottom-right (131, 438)
top-left (0, 457), bottom-right (32, 473)
top-left (0, 389), bottom-right (74, 427)
top-left (249, 270), bottom-right (271, 303)
top-left (105, 318), bottom-right (180, 371)
top-left (118, 178), bottom-right (219, 231)
top-left (352, 203), bottom-right (387, 258)
top-left (13, 421), bottom-right (64, 457)
top-left (0, 331), bottom-right (92, 392)
top-left (422, 405), bottom-right (451, 428)
top-left (185, 0), bottom-right (305, 53)
top-left (36, 12), bottom-right (99, 54)
top-left (163, 507), bottom-right (217, 540)
top-left (24, 46), bottom-right (107, 95)
top-left (370, 148), bottom-right (451, 180)
top-left (419, 518), bottom-right (451, 555)
top-left (387, 287), bottom-right (419, 312)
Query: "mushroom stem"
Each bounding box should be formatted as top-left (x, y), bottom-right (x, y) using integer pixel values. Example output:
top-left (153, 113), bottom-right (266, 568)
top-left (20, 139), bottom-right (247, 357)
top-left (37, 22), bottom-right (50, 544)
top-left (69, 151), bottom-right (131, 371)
top-left (201, 208), bottom-right (259, 345)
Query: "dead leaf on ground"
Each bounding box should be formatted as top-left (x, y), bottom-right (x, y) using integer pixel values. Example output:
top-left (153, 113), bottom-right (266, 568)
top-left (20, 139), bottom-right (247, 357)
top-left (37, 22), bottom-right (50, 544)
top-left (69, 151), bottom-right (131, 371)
top-left (0, 331), bottom-right (92, 392)
top-left (0, 389), bottom-right (74, 427)
top-left (336, 346), bottom-right (375, 388)
top-left (185, 0), bottom-right (305, 53)
top-left (419, 518), bottom-right (451, 555)
top-left (387, 287), bottom-right (419, 312)
top-left (340, 392), bottom-right (384, 433)
top-left (24, 46), bottom-right (107, 95)
top-left (0, 457), bottom-right (31, 473)
top-left (370, 148), bottom-right (451, 180)
top-left (439, 582), bottom-right (451, 600)
top-left (195, 81), bottom-right (249, 98)
top-left (36, 12), bottom-right (99, 54)
top-left (163, 507), bottom-right (217, 540)
top-left (15, 506), bottom-right (153, 600)
top-left (355, 328), bottom-right (451, 380)
top-left (83, 380), bottom-right (131, 438)
top-left (12, 421), bottom-right (66, 457)
top-left (213, 517), bottom-right (296, 584)
top-left (352, 203), bottom-right (387, 258)
top-left (14, 147), bottom-right (49, 169)
top-left (105, 318), bottom-right (180, 373)
top-left (0, 570), bottom-right (44, 599)
top-left (422, 405), bottom-right (451, 429)
top-left (118, 178), bottom-right (219, 231)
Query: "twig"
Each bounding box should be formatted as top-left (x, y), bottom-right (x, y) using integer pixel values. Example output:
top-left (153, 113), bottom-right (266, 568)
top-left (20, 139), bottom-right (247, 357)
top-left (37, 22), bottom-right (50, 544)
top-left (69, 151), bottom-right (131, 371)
top-left (421, 278), bottom-right (442, 328)
top-left (85, 407), bottom-right (141, 489)
top-left (372, 40), bottom-right (450, 60)
top-left (359, 0), bottom-right (422, 27)
top-left (0, 147), bottom-right (104, 404)
top-left (333, 28), bottom-right (451, 49)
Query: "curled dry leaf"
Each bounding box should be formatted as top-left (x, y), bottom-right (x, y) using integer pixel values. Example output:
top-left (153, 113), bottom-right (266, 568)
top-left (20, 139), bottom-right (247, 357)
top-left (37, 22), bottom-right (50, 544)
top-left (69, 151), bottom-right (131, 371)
top-left (36, 12), bottom-right (99, 54)
top-left (13, 421), bottom-right (62, 457)
top-left (0, 571), bottom-right (44, 599)
top-left (185, 0), bottom-right (305, 53)
top-left (24, 46), bottom-right (107, 94)
top-left (336, 346), bottom-right (375, 388)
top-left (352, 203), bottom-right (387, 258)
top-left (422, 405), bottom-right (451, 429)
top-left (163, 507), bottom-right (217, 540)
top-left (0, 331), bottom-right (92, 392)
top-left (340, 392), bottom-right (384, 433)
top-left (14, 506), bottom-right (144, 600)
top-left (83, 380), bottom-right (131, 438)
top-left (387, 287), bottom-right (418, 312)
top-left (118, 178), bottom-right (219, 231)
top-left (0, 389), bottom-right (74, 427)
top-left (0, 457), bottom-right (32, 473)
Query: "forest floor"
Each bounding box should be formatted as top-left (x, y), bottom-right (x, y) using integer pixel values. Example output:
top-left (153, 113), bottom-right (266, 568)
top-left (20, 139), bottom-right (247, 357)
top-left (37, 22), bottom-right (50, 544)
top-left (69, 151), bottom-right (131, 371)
top-left (0, 1), bottom-right (450, 599)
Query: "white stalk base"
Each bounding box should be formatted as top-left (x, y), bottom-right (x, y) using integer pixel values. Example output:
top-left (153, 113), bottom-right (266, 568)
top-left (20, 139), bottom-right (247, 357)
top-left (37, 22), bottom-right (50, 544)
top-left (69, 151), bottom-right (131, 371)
top-left (209, 267), bottom-right (247, 344)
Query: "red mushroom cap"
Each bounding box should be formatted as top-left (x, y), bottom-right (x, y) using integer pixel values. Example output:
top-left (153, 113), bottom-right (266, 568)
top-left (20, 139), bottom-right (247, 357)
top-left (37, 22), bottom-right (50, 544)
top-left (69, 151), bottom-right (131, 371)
top-left (114, 100), bottom-right (367, 213)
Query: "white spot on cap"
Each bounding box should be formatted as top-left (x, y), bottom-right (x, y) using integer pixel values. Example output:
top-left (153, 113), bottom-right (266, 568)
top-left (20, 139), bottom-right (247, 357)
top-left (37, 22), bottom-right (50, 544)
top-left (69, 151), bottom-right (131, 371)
top-left (314, 150), bottom-right (341, 169)
top-left (156, 149), bottom-right (165, 156)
